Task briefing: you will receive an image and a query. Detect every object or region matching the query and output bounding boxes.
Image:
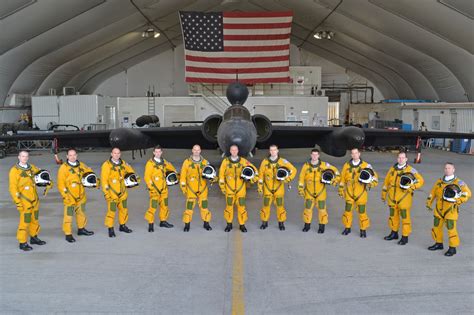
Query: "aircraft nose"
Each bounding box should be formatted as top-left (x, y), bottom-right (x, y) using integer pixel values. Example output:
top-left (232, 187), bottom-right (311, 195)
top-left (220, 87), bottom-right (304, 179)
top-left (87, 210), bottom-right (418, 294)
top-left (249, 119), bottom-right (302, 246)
top-left (231, 136), bottom-right (243, 146)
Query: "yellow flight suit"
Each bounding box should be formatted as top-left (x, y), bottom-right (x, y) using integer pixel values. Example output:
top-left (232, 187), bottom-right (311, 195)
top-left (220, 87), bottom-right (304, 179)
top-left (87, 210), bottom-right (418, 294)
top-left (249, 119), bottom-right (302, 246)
top-left (144, 158), bottom-right (177, 223)
top-left (57, 161), bottom-right (95, 235)
top-left (339, 160), bottom-right (378, 230)
top-left (180, 156), bottom-right (214, 223)
top-left (298, 161), bottom-right (340, 225)
top-left (381, 164), bottom-right (424, 237)
top-left (9, 163), bottom-right (47, 243)
top-left (219, 157), bottom-right (258, 225)
top-left (258, 157), bottom-right (297, 222)
top-left (101, 158), bottom-right (136, 228)
top-left (426, 177), bottom-right (471, 248)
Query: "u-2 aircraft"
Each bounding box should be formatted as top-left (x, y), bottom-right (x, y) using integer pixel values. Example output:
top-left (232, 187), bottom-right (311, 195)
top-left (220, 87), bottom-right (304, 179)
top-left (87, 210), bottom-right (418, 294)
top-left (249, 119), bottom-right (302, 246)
top-left (1, 82), bottom-right (472, 157)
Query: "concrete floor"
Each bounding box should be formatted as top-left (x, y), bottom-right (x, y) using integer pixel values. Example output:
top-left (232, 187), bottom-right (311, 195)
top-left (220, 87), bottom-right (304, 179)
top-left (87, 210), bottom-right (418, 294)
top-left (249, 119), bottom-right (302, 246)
top-left (0, 148), bottom-right (473, 314)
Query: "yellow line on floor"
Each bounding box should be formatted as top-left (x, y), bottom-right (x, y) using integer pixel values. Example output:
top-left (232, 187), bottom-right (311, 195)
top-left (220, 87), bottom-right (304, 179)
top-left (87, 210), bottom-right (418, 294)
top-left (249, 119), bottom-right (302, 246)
top-left (231, 231), bottom-right (245, 315)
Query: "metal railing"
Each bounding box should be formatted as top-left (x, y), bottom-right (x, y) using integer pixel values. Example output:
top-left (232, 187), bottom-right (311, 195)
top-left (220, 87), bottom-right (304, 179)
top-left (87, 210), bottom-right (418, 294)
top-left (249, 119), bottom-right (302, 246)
top-left (188, 83), bottom-right (323, 97)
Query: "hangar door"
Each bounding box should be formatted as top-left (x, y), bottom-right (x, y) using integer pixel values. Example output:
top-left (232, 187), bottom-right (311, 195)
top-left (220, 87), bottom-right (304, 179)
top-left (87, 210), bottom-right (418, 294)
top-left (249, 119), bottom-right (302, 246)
top-left (163, 105), bottom-right (195, 127)
top-left (253, 105), bottom-right (286, 120)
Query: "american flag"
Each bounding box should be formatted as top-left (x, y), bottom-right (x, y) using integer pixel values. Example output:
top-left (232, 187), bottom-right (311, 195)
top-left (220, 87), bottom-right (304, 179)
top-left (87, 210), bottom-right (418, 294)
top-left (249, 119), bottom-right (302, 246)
top-left (179, 11), bottom-right (293, 84)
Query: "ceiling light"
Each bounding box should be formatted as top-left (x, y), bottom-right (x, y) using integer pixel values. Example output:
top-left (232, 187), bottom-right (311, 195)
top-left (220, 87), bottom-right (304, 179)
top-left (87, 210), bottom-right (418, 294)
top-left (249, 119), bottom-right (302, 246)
top-left (142, 27), bottom-right (160, 39)
top-left (314, 30), bottom-right (335, 40)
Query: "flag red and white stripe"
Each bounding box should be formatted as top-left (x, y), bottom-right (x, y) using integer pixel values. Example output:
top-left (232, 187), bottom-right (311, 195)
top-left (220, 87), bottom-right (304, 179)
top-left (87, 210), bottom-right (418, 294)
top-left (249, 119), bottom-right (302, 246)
top-left (180, 11), bottom-right (293, 84)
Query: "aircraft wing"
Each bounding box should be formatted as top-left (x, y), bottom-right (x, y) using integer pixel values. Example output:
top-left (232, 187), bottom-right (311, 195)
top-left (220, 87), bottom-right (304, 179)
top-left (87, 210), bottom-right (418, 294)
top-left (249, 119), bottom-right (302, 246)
top-left (362, 129), bottom-right (473, 146)
top-left (257, 125), bottom-right (474, 156)
top-left (0, 126), bottom-right (216, 151)
top-left (0, 130), bottom-right (111, 148)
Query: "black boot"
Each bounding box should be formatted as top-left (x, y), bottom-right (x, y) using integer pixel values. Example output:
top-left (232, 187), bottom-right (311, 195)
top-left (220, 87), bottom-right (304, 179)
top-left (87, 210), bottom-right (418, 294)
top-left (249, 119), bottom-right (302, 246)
top-left (159, 221), bottom-right (174, 228)
top-left (65, 235), bottom-right (76, 243)
top-left (119, 224), bottom-right (133, 233)
top-left (78, 228), bottom-right (94, 236)
top-left (317, 224), bottom-right (325, 234)
top-left (19, 243), bottom-right (33, 251)
top-left (384, 231), bottom-right (399, 241)
top-left (184, 223), bottom-right (190, 232)
top-left (240, 224), bottom-right (247, 233)
top-left (342, 228), bottom-right (351, 235)
top-left (108, 227), bottom-right (116, 238)
top-left (360, 230), bottom-right (367, 238)
top-left (398, 236), bottom-right (408, 245)
top-left (260, 221), bottom-right (268, 230)
top-left (203, 221), bottom-right (212, 231)
top-left (148, 223), bottom-right (154, 232)
top-left (302, 223), bottom-right (311, 232)
top-left (428, 243), bottom-right (444, 251)
top-left (278, 222), bottom-right (285, 231)
top-left (444, 247), bottom-right (456, 257)
top-left (30, 236), bottom-right (46, 245)
top-left (224, 223), bottom-right (233, 232)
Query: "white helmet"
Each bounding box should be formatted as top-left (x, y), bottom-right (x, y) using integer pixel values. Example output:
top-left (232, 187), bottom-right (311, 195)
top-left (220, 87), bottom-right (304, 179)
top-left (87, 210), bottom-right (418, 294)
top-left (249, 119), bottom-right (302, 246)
top-left (359, 168), bottom-right (375, 184)
top-left (399, 173), bottom-right (416, 190)
top-left (81, 172), bottom-right (98, 188)
top-left (276, 167), bottom-right (290, 181)
top-left (321, 169), bottom-right (336, 184)
top-left (241, 166), bottom-right (256, 181)
top-left (202, 165), bottom-right (217, 180)
top-left (166, 171), bottom-right (179, 186)
top-left (443, 184), bottom-right (462, 203)
top-left (124, 173), bottom-right (139, 188)
top-left (34, 170), bottom-right (51, 187)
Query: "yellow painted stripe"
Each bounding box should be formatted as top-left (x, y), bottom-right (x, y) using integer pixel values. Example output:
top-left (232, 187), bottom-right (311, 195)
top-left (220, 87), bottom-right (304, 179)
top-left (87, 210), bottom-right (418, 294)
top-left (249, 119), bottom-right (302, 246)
top-left (231, 232), bottom-right (245, 315)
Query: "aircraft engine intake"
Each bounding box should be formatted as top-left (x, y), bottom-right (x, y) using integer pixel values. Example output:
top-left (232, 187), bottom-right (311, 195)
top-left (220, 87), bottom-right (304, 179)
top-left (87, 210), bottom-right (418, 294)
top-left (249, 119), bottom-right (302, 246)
top-left (252, 114), bottom-right (273, 143)
top-left (201, 114), bottom-right (223, 143)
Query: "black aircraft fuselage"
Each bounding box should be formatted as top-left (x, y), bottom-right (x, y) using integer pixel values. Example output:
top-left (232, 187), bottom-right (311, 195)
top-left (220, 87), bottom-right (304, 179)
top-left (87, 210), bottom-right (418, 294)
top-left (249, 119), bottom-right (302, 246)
top-left (217, 105), bottom-right (257, 156)
top-left (107, 81), bottom-right (366, 156)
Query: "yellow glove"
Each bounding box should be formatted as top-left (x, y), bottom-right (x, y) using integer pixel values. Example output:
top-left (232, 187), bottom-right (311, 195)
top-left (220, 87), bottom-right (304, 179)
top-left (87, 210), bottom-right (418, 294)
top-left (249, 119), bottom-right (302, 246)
top-left (338, 189), bottom-right (344, 198)
top-left (426, 203), bottom-right (433, 211)
top-left (15, 203), bottom-right (23, 212)
top-left (220, 187), bottom-right (226, 195)
top-left (298, 189), bottom-right (304, 197)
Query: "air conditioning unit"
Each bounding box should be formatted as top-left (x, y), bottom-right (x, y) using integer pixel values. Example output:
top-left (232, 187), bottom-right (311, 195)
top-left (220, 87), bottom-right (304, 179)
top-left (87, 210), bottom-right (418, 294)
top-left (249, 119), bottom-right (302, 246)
top-left (62, 86), bottom-right (75, 95)
top-left (315, 89), bottom-right (326, 97)
top-left (48, 88), bottom-right (56, 96)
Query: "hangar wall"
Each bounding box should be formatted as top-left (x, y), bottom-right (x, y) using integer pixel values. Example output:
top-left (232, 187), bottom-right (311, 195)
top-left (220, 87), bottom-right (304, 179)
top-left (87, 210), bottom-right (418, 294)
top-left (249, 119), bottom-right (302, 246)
top-left (94, 44), bottom-right (384, 101)
top-left (401, 103), bottom-right (474, 133)
top-left (116, 96), bottom-right (329, 128)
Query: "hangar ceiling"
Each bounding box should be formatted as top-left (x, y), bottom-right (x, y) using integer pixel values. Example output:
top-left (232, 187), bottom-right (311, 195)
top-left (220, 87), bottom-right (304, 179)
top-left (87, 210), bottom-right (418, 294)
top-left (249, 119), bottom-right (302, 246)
top-left (0, 0), bottom-right (472, 104)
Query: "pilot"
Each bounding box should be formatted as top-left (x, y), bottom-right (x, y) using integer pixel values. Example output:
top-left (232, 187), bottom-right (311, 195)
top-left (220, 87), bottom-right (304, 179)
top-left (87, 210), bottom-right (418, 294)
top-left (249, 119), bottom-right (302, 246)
top-left (426, 162), bottom-right (471, 256)
top-left (381, 151), bottom-right (424, 245)
top-left (180, 144), bottom-right (216, 232)
top-left (144, 145), bottom-right (178, 232)
top-left (101, 147), bottom-right (137, 237)
top-left (57, 148), bottom-right (96, 243)
top-left (9, 150), bottom-right (52, 251)
top-left (298, 149), bottom-right (340, 234)
top-left (338, 148), bottom-right (378, 238)
top-left (257, 144), bottom-right (297, 231)
top-left (219, 144), bottom-right (258, 232)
